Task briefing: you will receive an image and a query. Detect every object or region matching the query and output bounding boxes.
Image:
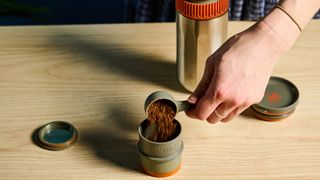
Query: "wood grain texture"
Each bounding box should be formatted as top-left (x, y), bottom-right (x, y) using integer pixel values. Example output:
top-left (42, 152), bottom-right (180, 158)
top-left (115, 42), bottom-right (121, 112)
top-left (0, 21), bottom-right (319, 179)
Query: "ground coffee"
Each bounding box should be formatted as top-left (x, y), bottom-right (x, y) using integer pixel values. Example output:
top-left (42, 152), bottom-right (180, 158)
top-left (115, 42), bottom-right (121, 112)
top-left (147, 99), bottom-right (177, 142)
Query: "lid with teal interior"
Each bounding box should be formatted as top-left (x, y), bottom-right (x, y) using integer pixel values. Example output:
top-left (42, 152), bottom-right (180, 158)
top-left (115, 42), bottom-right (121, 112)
top-left (37, 121), bottom-right (78, 151)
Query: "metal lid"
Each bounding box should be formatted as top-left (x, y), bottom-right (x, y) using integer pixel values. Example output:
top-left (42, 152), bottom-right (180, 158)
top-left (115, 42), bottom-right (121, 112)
top-left (252, 107), bottom-right (295, 122)
top-left (38, 121), bottom-right (78, 151)
top-left (252, 76), bottom-right (299, 119)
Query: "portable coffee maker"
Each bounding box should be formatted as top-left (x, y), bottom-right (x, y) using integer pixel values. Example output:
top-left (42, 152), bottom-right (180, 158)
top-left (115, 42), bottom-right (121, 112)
top-left (176, 0), bottom-right (229, 91)
top-left (137, 91), bottom-right (193, 177)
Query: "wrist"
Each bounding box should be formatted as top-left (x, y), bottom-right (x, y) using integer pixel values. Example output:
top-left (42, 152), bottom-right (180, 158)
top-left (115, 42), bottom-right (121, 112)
top-left (259, 7), bottom-right (301, 52)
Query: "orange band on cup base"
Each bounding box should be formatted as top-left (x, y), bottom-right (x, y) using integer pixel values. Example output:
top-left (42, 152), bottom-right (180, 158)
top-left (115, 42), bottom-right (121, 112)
top-left (253, 112), bottom-right (288, 122)
top-left (142, 164), bottom-right (181, 178)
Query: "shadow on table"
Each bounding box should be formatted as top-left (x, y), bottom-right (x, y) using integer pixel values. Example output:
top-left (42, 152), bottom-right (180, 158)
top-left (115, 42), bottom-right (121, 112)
top-left (31, 126), bottom-right (42, 147)
top-left (47, 29), bottom-right (187, 172)
top-left (50, 31), bottom-right (187, 93)
top-left (239, 107), bottom-right (257, 119)
top-left (80, 103), bottom-right (142, 173)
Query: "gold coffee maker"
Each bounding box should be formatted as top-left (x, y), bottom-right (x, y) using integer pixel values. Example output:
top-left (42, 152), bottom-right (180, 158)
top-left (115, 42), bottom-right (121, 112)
top-left (176, 0), bottom-right (229, 91)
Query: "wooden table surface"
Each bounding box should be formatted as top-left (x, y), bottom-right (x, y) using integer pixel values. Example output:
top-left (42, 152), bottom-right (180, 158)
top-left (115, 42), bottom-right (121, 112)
top-left (0, 21), bottom-right (319, 179)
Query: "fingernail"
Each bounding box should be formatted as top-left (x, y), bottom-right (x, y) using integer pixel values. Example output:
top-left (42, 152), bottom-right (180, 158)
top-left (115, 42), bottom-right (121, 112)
top-left (188, 95), bottom-right (197, 104)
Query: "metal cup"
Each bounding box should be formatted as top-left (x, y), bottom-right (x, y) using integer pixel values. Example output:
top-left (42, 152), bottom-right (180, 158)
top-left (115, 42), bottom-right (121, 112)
top-left (138, 119), bottom-right (183, 177)
top-left (144, 91), bottom-right (194, 117)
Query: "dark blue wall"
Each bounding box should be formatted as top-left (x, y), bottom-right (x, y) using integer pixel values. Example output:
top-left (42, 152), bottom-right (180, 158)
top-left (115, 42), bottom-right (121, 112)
top-left (0, 0), bottom-right (125, 25)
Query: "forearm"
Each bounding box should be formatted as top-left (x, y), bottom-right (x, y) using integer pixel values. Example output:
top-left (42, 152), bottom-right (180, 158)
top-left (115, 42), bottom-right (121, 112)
top-left (279, 0), bottom-right (320, 30)
top-left (258, 0), bottom-right (320, 51)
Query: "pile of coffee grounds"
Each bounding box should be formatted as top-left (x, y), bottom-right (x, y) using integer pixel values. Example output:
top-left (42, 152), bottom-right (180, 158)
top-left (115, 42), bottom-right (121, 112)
top-left (147, 99), bottom-right (177, 142)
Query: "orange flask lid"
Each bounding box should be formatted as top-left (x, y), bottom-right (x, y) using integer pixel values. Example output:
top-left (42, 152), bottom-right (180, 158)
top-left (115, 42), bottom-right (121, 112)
top-left (176, 0), bottom-right (229, 20)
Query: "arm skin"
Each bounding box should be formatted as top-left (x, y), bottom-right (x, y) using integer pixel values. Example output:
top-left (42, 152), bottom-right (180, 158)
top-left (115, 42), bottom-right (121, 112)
top-left (186, 0), bottom-right (320, 124)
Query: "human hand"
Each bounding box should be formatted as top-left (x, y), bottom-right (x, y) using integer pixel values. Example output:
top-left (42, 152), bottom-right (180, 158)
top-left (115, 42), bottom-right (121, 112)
top-left (185, 21), bottom-right (289, 124)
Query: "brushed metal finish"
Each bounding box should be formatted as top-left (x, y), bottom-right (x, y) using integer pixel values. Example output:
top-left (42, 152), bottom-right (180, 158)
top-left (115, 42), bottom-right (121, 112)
top-left (138, 119), bottom-right (182, 158)
top-left (138, 119), bottom-right (183, 176)
top-left (177, 13), bottom-right (228, 92)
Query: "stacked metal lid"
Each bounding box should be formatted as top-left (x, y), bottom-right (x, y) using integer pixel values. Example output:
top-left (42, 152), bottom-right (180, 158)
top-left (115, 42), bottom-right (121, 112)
top-left (251, 76), bottom-right (299, 122)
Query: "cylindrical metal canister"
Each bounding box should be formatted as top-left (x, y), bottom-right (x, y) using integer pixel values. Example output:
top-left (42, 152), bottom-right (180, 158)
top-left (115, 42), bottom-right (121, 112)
top-left (138, 119), bottom-right (183, 177)
top-left (176, 0), bottom-right (229, 91)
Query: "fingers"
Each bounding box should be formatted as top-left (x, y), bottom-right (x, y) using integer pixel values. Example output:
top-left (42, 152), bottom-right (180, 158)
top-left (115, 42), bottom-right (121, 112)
top-left (220, 105), bottom-right (250, 123)
top-left (187, 102), bottom-right (249, 124)
top-left (186, 93), bottom-right (221, 120)
top-left (206, 102), bottom-right (237, 124)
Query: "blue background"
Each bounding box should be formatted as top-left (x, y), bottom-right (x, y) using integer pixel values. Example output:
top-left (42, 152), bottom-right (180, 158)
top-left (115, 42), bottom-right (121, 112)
top-left (0, 0), bottom-right (125, 25)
